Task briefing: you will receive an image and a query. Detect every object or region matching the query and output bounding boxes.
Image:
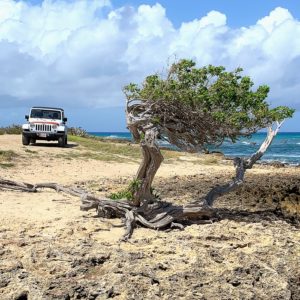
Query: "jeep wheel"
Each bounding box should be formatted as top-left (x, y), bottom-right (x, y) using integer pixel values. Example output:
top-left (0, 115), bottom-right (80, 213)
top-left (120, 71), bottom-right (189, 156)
top-left (65, 136), bottom-right (68, 145)
top-left (22, 134), bottom-right (30, 146)
top-left (58, 136), bottom-right (66, 147)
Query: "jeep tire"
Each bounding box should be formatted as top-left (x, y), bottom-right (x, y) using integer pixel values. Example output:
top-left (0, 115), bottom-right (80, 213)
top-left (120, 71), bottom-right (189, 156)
top-left (22, 134), bottom-right (30, 146)
top-left (58, 136), bottom-right (66, 147)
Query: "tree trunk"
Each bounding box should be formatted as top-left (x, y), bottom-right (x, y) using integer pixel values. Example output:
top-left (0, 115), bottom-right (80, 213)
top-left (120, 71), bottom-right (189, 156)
top-left (132, 128), bottom-right (164, 206)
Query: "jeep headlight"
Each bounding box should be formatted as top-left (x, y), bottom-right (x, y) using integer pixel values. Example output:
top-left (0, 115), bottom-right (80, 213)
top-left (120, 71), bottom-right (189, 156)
top-left (30, 123), bottom-right (35, 129)
top-left (52, 124), bottom-right (58, 129)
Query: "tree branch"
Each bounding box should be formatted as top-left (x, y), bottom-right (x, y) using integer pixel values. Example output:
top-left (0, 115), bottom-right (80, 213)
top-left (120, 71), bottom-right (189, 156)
top-left (203, 121), bottom-right (284, 206)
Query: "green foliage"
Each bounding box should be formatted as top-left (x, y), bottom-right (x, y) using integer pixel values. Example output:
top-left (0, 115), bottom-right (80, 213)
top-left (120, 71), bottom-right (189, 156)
top-left (124, 59), bottom-right (294, 145)
top-left (67, 135), bottom-right (181, 161)
top-left (68, 135), bottom-right (141, 161)
top-left (109, 179), bottom-right (142, 201)
top-left (0, 124), bottom-right (22, 135)
top-left (68, 127), bottom-right (88, 137)
top-left (139, 132), bottom-right (145, 141)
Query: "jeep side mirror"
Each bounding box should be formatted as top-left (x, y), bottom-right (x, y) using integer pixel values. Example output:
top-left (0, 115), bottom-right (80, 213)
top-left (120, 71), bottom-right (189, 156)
top-left (63, 117), bottom-right (67, 123)
top-left (25, 115), bottom-right (29, 120)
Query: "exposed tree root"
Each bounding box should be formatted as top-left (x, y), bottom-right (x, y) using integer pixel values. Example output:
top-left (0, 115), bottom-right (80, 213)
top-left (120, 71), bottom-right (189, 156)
top-left (0, 178), bottom-right (214, 240)
top-left (0, 178), bottom-right (36, 192)
top-left (81, 192), bottom-right (216, 240)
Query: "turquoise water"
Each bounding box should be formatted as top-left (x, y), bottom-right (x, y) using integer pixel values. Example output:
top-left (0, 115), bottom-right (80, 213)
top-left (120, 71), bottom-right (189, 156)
top-left (89, 132), bottom-right (300, 165)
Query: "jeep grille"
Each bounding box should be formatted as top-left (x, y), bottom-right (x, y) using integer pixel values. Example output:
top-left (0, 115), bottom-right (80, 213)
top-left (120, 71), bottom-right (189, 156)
top-left (34, 124), bottom-right (53, 132)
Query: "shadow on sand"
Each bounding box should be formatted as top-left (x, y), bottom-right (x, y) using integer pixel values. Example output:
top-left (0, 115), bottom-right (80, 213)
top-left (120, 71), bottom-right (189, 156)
top-left (29, 142), bottom-right (78, 149)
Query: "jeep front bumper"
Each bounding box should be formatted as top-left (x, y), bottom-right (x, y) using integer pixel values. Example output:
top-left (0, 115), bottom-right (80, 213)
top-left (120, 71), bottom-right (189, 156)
top-left (22, 130), bottom-right (66, 141)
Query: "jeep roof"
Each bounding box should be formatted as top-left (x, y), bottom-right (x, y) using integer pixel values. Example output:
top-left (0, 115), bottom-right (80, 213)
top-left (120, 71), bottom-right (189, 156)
top-left (31, 106), bottom-right (64, 111)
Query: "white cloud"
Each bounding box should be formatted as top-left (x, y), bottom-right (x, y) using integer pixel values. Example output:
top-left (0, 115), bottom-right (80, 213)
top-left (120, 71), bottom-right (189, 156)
top-left (257, 7), bottom-right (293, 33)
top-left (0, 1), bottom-right (299, 111)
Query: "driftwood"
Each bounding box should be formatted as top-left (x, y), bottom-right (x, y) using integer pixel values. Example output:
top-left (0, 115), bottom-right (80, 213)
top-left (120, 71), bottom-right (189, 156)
top-left (0, 121), bottom-right (282, 240)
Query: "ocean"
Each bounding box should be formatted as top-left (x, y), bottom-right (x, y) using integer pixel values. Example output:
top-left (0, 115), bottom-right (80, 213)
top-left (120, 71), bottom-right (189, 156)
top-left (89, 132), bottom-right (300, 165)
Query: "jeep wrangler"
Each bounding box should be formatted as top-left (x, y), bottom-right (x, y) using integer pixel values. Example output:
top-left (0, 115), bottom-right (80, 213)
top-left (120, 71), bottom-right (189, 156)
top-left (22, 107), bottom-right (68, 147)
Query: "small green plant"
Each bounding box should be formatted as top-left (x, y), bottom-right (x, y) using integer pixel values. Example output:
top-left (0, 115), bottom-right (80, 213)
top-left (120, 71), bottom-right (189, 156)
top-left (0, 150), bottom-right (17, 161)
top-left (24, 149), bottom-right (37, 154)
top-left (202, 156), bottom-right (218, 165)
top-left (109, 179), bottom-right (142, 201)
top-left (139, 132), bottom-right (145, 141)
top-left (109, 189), bottom-right (133, 201)
top-left (0, 150), bottom-right (17, 168)
top-left (0, 163), bottom-right (14, 168)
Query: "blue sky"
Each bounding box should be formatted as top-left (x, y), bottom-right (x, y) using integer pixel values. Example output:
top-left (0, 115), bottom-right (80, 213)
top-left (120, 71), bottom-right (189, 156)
top-left (112, 0), bottom-right (300, 28)
top-left (1, 0), bottom-right (300, 131)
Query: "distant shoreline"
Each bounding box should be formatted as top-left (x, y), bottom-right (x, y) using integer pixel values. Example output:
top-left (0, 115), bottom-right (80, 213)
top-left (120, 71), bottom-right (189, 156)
top-left (88, 132), bottom-right (300, 166)
top-left (88, 131), bottom-right (300, 134)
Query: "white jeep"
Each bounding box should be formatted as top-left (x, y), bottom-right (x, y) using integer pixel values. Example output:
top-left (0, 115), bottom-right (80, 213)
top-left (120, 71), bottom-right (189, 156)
top-left (22, 107), bottom-right (68, 147)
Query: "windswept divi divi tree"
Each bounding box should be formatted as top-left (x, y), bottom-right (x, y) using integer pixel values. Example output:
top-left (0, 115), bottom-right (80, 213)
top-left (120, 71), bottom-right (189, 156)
top-left (124, 60), bottom-right (294, 208)
top-left (0, 59), bottom-right (294, 240)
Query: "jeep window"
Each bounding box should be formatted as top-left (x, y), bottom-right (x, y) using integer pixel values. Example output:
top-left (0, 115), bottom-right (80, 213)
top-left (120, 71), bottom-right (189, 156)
top-left (30, 109), bottom-right (61, 120)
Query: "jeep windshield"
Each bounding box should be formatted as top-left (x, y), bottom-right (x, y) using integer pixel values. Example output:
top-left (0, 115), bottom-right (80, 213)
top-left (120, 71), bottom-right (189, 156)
top-left (30, 109), bottom-right (61, 120)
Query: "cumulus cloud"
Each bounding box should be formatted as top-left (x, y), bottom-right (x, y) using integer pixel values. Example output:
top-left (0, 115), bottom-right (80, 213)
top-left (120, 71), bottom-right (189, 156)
top-left (0, 1), bottom-right (299, 111)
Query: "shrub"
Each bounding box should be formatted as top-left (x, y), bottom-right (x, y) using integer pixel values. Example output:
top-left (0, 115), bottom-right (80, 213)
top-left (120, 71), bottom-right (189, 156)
top-left (68, 127), bottom-right (88, 137)
top-left (0, 124), bottom-right (22, 135)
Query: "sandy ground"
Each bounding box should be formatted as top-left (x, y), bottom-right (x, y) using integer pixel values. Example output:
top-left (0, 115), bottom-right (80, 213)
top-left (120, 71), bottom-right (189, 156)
top-left (0, 135), bottom-right (299, 299)
top-left (0, 135), bottom-right (281, 184)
